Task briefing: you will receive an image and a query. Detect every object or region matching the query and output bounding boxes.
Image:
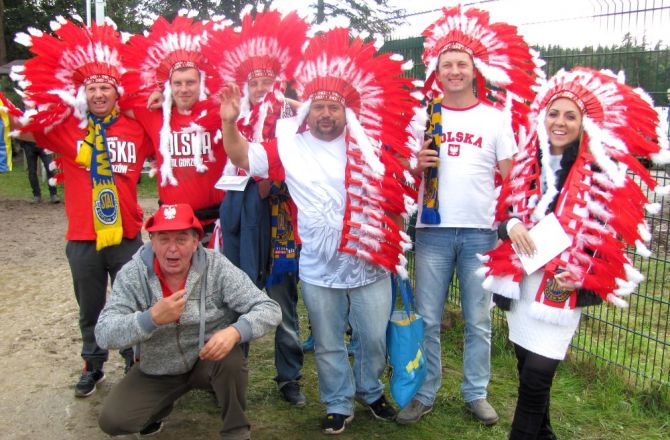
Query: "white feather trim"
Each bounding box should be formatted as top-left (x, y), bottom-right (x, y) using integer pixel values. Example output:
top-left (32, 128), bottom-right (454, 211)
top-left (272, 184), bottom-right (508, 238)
top-left (482, 275), bottom-right (520, 300)
top-left (624, 264), bottom-right (644, 283)
top-left (401, 60), bottom-right (414, 71)
top-left (638, 222), bottom-right (651, 242)
top-left (395, 265), bottom-right (409, 280)
top-left (606, 293), bottom-right (629, 308)
top-left (159, 83), bottom-right (177, 186)
top-left (14, 32), bottom-right (32, 47)
top-left (635, 240), bottom-right (651, 257)
top-left (345, 107), bottom-right (384, 177)
top-left (532, 108), bottom-right (557, 220)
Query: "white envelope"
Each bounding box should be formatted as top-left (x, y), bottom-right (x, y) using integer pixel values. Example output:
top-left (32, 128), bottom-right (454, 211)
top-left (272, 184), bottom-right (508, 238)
top-left (516, 213), bottom-right (572, 275)
top-left (214, 175), bottom-right (250, 191)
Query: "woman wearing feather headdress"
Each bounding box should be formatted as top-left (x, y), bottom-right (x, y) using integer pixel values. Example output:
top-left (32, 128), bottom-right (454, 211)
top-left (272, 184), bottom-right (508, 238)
top-left (479, 67), bottom-right (669, 439)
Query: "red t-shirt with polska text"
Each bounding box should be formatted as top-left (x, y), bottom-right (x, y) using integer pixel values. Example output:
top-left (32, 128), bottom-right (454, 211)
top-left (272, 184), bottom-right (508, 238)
top-left (34, 115), bottom-right (153, 241)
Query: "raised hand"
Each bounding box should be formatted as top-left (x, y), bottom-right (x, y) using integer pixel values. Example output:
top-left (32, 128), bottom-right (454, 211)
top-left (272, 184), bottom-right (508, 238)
top-left (219, 83), bottom-right (242, 124)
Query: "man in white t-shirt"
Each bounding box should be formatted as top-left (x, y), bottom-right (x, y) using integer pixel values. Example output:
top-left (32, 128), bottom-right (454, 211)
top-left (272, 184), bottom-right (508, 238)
top-left (397, 6), bottom-right (540, 426)
top-left (218, 29), bottom-right (420, 435)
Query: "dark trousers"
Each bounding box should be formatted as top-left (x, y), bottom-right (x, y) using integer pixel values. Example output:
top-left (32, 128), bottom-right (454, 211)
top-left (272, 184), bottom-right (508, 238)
top-left (510, 344), bottom-right (560, 440)
top-left (65, 236), bottom-right (142, 369)
top-left (99, 347), bottom-right (250, 440)
top-left (22, 142), bottom-right (56, 197)
top-left (267, 273), bottom-right (304, 385)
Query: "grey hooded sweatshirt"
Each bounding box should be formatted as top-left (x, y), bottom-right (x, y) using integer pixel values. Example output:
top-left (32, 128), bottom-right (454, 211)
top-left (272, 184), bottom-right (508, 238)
top-left (95, 243), bottom-right (281, 375)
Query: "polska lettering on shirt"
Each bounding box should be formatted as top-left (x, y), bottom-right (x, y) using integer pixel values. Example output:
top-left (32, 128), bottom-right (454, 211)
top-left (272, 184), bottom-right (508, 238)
top-left (76, 137), bottom-right (138, 174)
top-left (440, 131), bottom-right (483, 148)
top-left (168, 132), bottom-right (214, 168)
top-left (169, 132), bottom-right (212, 157)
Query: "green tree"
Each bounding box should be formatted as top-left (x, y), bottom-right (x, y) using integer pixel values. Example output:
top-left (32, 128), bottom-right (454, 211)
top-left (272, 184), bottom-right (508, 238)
top-left (137, 0), bottom-right (276, 25)
top-left (3, 0), bottom-right (82, 62)
top-left (312, 0), bottom-right (405, 36)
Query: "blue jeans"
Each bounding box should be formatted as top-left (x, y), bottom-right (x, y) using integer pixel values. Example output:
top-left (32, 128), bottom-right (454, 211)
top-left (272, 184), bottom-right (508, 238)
top-left (267, 273), bottom-right (304, 385)
top-left (301, 276), bottom-right (391, 415)
top-left (413, 227), bottom-right (496, 404)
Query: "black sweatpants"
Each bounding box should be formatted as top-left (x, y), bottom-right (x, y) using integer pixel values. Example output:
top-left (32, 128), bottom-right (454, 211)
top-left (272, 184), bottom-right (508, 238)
top-left (65, 235), bottom-right (142, 369)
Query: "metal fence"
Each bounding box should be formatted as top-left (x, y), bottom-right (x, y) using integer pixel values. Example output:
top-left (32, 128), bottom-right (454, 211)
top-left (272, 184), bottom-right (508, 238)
top-left (383, 0), bottom-right (670, 394)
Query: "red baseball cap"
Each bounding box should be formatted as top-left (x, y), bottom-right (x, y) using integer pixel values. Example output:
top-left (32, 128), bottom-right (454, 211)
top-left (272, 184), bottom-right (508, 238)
top-left (145, 203), bottom-right (204, 239)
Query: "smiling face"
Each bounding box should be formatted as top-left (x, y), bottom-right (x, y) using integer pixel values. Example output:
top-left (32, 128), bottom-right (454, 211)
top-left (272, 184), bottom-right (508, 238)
top-left (170, 67), bottom-right (201, 113)
top-left (544, 97), bottom-right (583, 153)
top-left (307, 99), bottom-right (346, 141)
top-left (437, 50), bottom-right (476, 97)
top-left (248, 76), bottom-right (275, 105)
top-left (85, 82), bottom-right (118, 118)
top-left (151, 229), bottom-right (198, 280)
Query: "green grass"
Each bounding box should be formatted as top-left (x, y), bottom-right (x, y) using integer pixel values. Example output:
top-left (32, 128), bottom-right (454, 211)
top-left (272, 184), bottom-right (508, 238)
top-left (168, 302), bottom-right (670, 439)
top-left (3, 151), bottom-right (669, 438)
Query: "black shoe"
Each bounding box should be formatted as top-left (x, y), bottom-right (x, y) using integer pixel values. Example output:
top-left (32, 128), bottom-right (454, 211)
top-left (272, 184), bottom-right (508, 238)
top-left (279, 381), bottom-right (306, 407)
top-left (49, 194), bottom-right (60, 204)
top-left (74, 369), bottom-right (105, 397)
top-left (365, 394), bottom-right (397, 421)
top-left (322, 413), bottom-right (353, 435)
top-left (139, 420), bottom-right (163, 437)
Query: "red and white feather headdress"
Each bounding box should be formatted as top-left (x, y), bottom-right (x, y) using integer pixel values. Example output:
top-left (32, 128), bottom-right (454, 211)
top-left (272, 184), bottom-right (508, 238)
top-left (480, 67), bottom-right (670, 323)
top-left (422, 5), bottom-right (543, 105)
top-left (203, 9), bottom-right (308, 153)
top-left (292, 28), bottom-right (423, 277)
top-left (11, 16), bottom-right (125, 131)
top-left (206, 9), bottom-right (307, 90)
top-left (122, 14), bottom-right (218, 186)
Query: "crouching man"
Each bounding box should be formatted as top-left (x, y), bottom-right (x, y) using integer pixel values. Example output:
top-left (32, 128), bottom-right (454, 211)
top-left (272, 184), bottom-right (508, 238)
top-left (95, 203), bottom-right (281, 439)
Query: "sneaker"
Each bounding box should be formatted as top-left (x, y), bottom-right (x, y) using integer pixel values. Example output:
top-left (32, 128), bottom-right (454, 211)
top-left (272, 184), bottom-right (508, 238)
top-left (395, 399), bottom-right (433, 425)
top-left (322, 413), bottom-right (353, 435)
top-left (74, 369), bottom-right (105, 397)
top-left (279, 381), bottom-right (306, 407)
top-left (302, 334), bottom-right (315, 352)
top-left (31, 196), bottom-right (42, 204)
top-left (49, 194), bottom-right (60, 204)
top-left (138, 420), bottom-right (163, 437)
top-left (465, 398), bottom-right (499, 425)
top-left (363, 394), bottom-right (396, 421)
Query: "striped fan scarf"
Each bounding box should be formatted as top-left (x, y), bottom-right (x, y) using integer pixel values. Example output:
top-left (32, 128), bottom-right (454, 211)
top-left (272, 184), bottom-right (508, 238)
top-left (266, 181), bottom-right (297, 288)
top-left (75, 109), bottom-right (123, 250)
top-left (421, 97), bottom-right (442, 224)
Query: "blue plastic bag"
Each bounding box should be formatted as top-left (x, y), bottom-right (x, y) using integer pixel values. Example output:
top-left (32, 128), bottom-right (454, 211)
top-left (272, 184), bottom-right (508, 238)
top-left (386, 275), bottom-right (427, 409)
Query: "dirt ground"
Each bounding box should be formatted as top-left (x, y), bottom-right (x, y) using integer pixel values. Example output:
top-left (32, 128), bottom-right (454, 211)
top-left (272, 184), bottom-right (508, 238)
top-left (0, 198), bottom-right (225, 439)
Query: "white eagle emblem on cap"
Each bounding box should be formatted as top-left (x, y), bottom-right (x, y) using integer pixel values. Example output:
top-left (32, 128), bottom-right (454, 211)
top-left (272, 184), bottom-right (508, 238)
top-left (163, 205), bottom-right (177, 220)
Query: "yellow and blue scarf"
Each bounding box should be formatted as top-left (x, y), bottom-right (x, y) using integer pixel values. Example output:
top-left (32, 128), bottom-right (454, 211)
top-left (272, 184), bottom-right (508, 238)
top-left (75, 109), bottom-right (123, 250)
top-left (266, 181), bottom-right (297, 288)
top-left (421, 98), bottom-right (442, 224)
top-left (0, 95), bottom-right (12, 173)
